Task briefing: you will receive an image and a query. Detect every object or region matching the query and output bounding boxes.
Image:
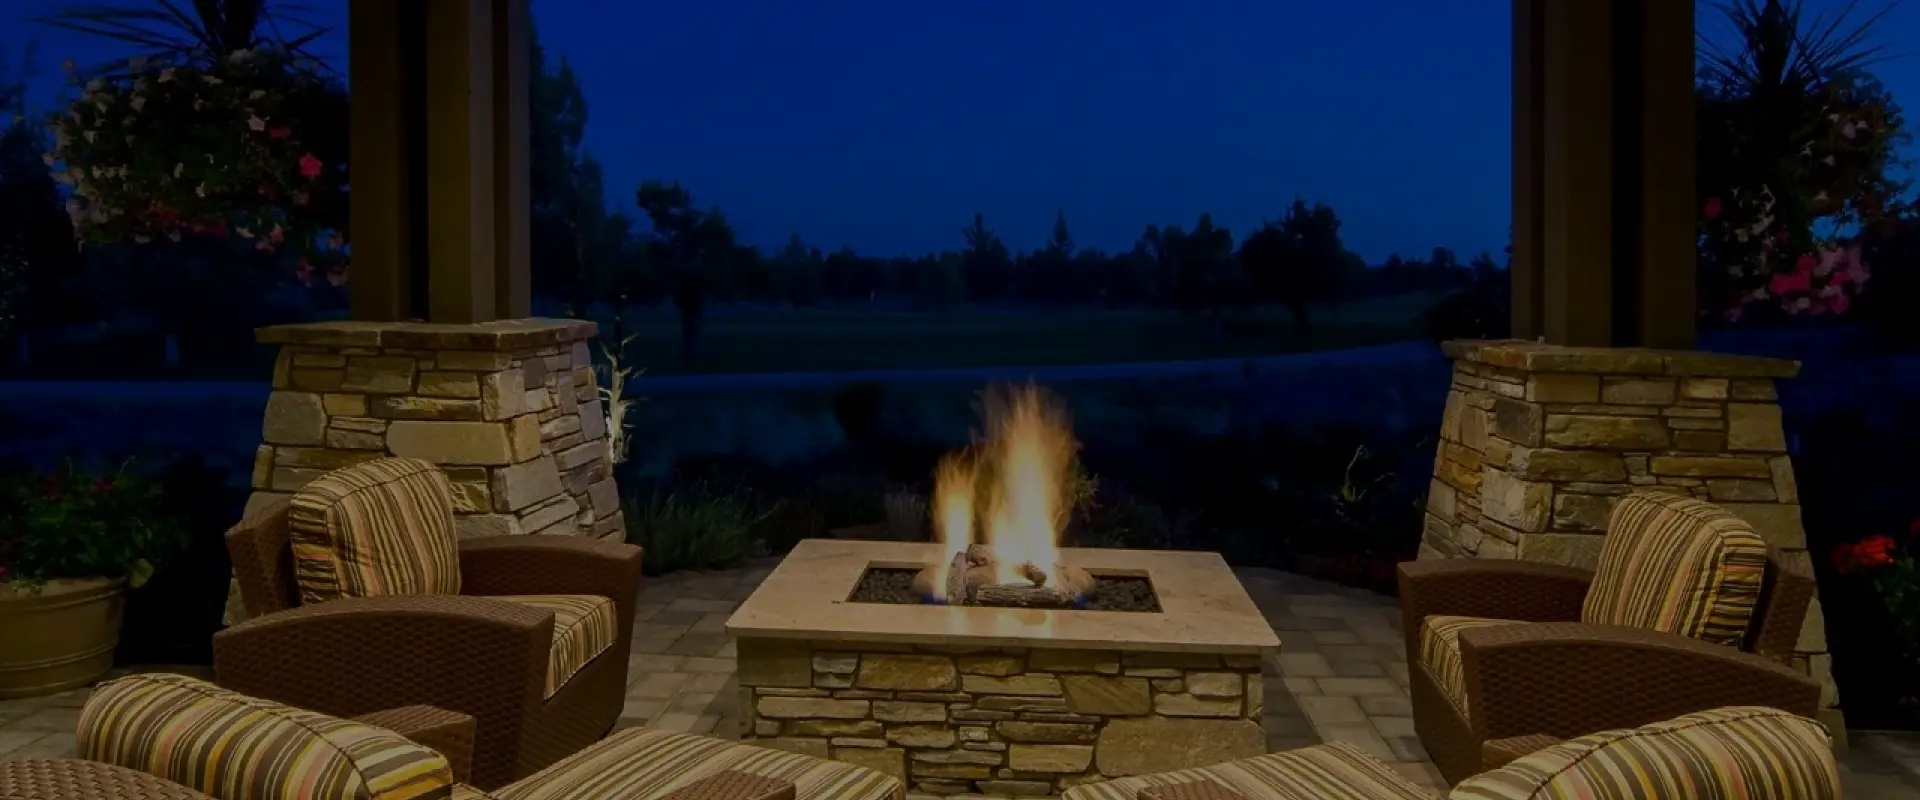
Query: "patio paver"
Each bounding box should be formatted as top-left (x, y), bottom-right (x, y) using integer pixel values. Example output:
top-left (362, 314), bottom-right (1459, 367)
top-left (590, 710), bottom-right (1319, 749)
top-left (3, 559), bottom-right (1916, 797)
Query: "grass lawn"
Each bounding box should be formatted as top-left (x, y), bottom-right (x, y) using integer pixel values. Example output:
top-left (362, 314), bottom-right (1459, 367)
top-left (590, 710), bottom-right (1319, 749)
top-left (611, 293), bottom-right (1443, 375)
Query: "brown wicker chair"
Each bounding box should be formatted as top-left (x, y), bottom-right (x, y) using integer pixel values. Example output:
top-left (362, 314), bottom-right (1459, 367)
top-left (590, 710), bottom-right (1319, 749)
top-left (1397, 492), bottom-right (1823, 786)
top-left (211, 460), bottom-right (645, 791)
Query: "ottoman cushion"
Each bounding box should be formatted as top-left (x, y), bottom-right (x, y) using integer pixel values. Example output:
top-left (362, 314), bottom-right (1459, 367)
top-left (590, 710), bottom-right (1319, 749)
top-left (1062, 743), bottom-right (1433, 800)
top-left (492, 728), bottom-right (902, 800)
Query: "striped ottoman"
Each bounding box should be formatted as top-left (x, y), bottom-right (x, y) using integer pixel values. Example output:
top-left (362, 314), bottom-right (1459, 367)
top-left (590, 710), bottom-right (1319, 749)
top-left (485, 728), bottom-right (903, 800)
top-left (1061, 743), bottom-right (1433, 800)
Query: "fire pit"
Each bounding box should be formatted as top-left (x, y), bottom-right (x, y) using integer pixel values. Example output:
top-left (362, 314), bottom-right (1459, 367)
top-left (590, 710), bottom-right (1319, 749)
top-left (725, 385), bottom-right (1280, 795)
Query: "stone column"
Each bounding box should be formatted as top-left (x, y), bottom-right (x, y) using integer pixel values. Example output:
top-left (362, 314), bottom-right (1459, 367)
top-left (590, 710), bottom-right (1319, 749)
top-left (1422, 340), bottom-right (1842, 744)
top-left (225, 319), bottom-right (622, 623)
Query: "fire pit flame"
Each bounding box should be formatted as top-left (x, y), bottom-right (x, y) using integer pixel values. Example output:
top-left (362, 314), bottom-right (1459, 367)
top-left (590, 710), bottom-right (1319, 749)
top-left (913, 384), bottom-right (1095, 608)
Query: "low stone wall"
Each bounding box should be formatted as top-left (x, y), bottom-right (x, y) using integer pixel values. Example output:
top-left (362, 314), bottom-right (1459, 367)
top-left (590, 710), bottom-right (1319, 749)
top-left (736, 639), bottom-right (1266, 796)
top-left (1421, 339), bottom-right (1841, 740)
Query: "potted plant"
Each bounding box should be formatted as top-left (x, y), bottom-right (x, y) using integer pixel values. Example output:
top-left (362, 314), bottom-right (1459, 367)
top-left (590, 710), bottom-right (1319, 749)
top-left (0, 460), bottom-right (188, 697)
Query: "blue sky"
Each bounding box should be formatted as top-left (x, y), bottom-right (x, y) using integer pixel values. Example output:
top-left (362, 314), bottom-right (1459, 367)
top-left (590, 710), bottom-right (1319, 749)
top-left (7, 0), bottom-right (1918, 262)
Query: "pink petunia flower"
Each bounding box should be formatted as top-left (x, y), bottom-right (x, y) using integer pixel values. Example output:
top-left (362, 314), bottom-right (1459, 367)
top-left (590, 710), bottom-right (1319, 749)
top-left (1704, 198), bottom-right (1723, 219)
top-left (1770, 270), bottom-right (1811, 296)
top-left (268, 127), bottom-right (291, 139)
top-left (298, 154), bottom-right (322, 179)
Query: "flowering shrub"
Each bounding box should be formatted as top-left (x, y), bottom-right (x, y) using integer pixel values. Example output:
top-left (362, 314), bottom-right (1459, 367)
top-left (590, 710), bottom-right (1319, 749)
top-left (0, 460), bottom-right (189, 589)
top-left (1832, 518), bottom-right (1920, 669)
top-left (47, 49), bottom-right (347, 284)
top-left (1698, 77), bottom-right (1912, 321)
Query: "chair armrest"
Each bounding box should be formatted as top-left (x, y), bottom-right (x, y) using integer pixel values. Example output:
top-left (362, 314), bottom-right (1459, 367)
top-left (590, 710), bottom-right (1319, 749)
top-left (212, 595), bottom-right (553, 722)
top-left (1481, 734), bottom-right (1563, 769)
top-left (0, 759), bottom-right (218, 800)
top-left (354, 705), bottom-right (478, 785)
top-left (458, 536), bottom-right (644, 605)
top-left (661, 770), bottom-right (798, 800)
top-left (1397, 559), bottom-right (1592, 654)
top-left (1458, 621), bottom-right (1822, 742)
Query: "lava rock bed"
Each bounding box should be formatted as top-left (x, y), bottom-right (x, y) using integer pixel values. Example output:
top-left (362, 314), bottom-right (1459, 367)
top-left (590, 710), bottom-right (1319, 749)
top-left (849, 567), bottom-right (1162, 612)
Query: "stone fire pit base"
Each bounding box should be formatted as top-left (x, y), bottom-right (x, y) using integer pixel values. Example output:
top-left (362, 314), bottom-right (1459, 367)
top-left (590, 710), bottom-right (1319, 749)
top-left (738, 638), bottom-right (1267, 795)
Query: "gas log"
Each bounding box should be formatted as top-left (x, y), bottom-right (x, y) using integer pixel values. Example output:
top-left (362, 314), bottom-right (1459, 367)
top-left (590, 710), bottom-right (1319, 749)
top-left (910, 544), bottom-right (1097, 608)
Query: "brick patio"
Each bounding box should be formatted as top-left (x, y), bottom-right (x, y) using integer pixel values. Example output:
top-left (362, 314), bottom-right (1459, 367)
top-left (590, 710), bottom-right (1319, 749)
top-left (5, 559), bottom-right (1919, 797)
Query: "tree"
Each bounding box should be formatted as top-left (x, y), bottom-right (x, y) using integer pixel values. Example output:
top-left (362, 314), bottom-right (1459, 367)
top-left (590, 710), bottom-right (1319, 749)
top-left (1023, 208), bottom-right (1080, 303)
top-left (1168, 213), bottom-right (1241, 339)
top-left (0, 47), bottom-right (80, 346)
top-left (1240, 199), bottom-right (1348, 331)
top-left (960, 213), bottom-right (1012, 303)
top-left (636, 180), bottom-right (735, 364)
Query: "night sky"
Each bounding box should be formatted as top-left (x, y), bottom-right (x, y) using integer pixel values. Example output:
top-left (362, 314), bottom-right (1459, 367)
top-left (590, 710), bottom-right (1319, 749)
top-left (8, 1), bottom-right (1918, 262)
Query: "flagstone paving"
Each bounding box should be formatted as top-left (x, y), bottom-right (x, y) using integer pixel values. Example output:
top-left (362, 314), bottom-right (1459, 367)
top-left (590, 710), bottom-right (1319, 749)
top-left (4, 559), bottom-right (1919, 797)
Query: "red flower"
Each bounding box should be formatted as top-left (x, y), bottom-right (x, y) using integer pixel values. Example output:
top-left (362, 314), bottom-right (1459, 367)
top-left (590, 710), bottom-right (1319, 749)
top-left (298, 153), bottom-right (322, 179)
top-left (1908, 517), bottom-right (1920, 537)
top-left (1704, 197), bottom-right (1723, 219)
top-left (268, 126), bottom-right (291, 139)
top-left (92, 478), bottom-right (114, 494)
top-left (1856, 535), bottom-right (1899, 568)
top-left (1770, 270), bottom-right (1811, 295)
top-left (1795, 253), bottom-right (1817, 273)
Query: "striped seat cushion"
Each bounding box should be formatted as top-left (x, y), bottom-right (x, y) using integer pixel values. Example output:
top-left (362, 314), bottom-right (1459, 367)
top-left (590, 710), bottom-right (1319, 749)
top-left (1451, 706), bottom-right (1839, 799)
top-left (78, 673), bottom-right (454, 800)
top-left (487, 595), bottom-right (619, 698)
top-left (1061, 742), bottom-right (1431, 800)
top-left (493, 728), bottom-right (902, 800)
top-left (291, 458), bottom-right (463, 605)
top-left (1417, 615), bottom-right (1526, 719)
top-left (1580, 492), bottom-right (1767, 647)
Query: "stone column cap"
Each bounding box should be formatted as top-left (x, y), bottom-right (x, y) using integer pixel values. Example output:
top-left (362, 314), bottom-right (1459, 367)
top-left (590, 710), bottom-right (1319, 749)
top-left (257, 318), bottom-right (597, 351)
top-left (1440, 339), bottom-right (1799, 379)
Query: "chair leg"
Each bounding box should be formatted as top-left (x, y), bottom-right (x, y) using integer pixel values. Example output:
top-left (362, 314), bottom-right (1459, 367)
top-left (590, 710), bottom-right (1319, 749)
top-left (1409, 664), bottom-right (1480, 786)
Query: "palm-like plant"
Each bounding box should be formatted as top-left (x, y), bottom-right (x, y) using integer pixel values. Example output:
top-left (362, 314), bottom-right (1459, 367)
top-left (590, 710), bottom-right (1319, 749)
top-left (1699, 0), bottom-right (1902, 97)
top-left (36, 0), bottom-right (331, 75)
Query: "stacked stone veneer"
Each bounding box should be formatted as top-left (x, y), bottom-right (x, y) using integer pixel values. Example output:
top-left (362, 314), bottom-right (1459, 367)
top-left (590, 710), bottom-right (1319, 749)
top-left (1421, 339), bottom-right (1842, 740)
top-left (225, 319), bottom-right (623, 623)
top-left (736, 639), bottom-right (1267, 796)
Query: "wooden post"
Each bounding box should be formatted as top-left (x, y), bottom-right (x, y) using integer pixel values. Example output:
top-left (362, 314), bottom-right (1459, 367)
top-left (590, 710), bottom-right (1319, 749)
top-left (1632, 0), bottom-right (1697, 349)
top-left (1540, 0), bottom-right (1615, 347)
top-left (346, 0), bottom-right (412, 321)
top-left (1514, 0), bottom-right (1697, 349)
top-left (1510, 0), bottom-right (1545, 341)
top-left (345, 0), bottom-right (533, 324)
top-left (423, 0), bottom-right (499, 324)
top-left (492, 0), bottom-right (533, 320)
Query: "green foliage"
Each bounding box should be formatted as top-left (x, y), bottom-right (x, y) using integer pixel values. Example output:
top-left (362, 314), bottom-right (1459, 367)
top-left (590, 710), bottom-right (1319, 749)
top-left (622, 483), bottom-right (773, 576)
top-left (0, 459), bottom-right (190, 588)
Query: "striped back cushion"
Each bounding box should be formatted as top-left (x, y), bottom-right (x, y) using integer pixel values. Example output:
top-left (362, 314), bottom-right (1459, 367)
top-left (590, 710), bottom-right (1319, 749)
top-left (78, 673), bottom-right (454, 800)
top-left (290, 458), bottom-right (462, 605)
top-left (1450, 706), bottom-right (1838, 800)
top-left (1580, 492), bottom-right (1767, 646)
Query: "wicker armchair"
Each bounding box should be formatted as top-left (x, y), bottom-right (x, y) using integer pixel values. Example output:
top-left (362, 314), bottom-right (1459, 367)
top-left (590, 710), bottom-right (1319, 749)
top-left (212, 458), bottom-right (645, 790)
top-left (1398, 491), bottom-right (1822, 786)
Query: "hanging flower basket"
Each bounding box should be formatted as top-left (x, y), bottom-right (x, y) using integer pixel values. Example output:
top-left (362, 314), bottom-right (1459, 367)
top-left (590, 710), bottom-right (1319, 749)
top-left (47, 49), bottom-right (347, 280)
top-left (1697, 78), bottom-right (1910, 321)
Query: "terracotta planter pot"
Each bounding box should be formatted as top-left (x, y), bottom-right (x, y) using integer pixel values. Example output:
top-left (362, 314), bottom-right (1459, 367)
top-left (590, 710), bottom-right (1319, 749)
top-left (0, 578), bottom-right (127, 698)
